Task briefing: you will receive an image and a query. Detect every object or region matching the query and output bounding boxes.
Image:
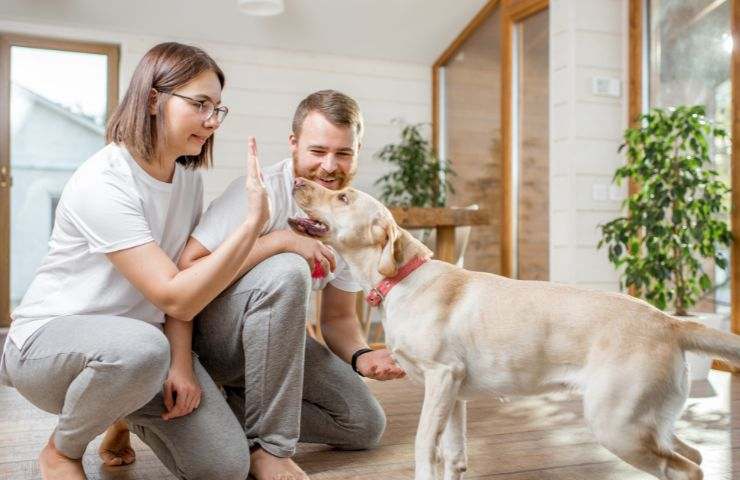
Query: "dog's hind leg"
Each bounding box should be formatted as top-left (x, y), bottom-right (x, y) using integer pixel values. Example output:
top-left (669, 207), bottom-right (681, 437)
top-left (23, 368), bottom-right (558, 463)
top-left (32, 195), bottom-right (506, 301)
top-left (440, 399), bottom-right (467, 480)
top-left (414, 365), bottom-right (464, 480)
top-left (583, 366), bottom-right (701, 479)
top-left (587, 409), bottom-right (702, 479)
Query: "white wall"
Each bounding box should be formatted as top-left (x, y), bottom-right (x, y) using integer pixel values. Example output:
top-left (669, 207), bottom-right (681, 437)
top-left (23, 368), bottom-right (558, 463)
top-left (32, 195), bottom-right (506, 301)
top-left (549, 0), bottom-right (628, 291)
top-left (0, 19), bottom-right (431, 205)
top-left (3, 4), bottom-right (631, 291)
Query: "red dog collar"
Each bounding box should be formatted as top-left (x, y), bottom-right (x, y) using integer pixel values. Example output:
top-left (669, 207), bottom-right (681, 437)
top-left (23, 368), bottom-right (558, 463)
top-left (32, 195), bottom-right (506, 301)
top-left (365, 256), bottom-right (429, 307)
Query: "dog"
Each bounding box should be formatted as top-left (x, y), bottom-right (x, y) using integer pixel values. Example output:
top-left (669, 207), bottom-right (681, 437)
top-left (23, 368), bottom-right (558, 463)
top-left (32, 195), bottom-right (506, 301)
top-left (288, 177), bottom-right (740, 480)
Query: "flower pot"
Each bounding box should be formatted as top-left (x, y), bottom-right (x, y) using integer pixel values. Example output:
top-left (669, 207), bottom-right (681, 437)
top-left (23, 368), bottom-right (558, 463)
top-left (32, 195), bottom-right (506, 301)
top-left (672, 312), bottom-right (726, 381)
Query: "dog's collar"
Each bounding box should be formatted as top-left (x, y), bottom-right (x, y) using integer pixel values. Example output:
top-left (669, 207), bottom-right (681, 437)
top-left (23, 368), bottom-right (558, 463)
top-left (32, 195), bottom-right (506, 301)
top-left (365, 256), bottom-right (429, 307)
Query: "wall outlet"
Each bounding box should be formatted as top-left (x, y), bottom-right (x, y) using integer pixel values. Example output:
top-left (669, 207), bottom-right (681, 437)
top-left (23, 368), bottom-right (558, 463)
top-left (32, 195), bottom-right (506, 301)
top-left (592, 76), bottom-right (621, 98)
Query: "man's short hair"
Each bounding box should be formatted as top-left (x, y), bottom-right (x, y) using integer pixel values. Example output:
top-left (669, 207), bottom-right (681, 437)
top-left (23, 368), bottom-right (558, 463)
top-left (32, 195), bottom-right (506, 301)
top-left (292, 90), bottom-right (363, 140)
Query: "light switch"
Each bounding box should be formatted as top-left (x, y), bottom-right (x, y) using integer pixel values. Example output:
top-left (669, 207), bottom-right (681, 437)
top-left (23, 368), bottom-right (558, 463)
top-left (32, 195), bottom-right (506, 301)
top-left (592, 184), bottom-right (608, 201)
top-left (592, 77), bottom-right (621, 98)
top-left (609, 185), bottom-right (623, 201)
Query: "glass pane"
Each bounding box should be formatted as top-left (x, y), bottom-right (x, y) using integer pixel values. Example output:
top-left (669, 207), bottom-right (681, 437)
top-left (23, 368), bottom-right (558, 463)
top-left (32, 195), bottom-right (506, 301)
top-left (10, 47), bottom-right (108, 309)
top-left (515, 8), bottom-right (549, 280)
top-left (649, 0), bottom-right (731, 316)
top-left (442, 7), bottom-right (502, 273)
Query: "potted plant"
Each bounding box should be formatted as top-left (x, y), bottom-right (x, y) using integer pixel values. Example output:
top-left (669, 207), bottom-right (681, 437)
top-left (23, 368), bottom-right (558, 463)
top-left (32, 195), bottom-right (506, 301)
top-left (374, 120), bottom-right (455, 208)
top-left (598, 105), bottom-right (733, 380)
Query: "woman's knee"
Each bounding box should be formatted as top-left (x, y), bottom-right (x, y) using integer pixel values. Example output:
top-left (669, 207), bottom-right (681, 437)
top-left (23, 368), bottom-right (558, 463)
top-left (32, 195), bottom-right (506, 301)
top-left (119, 327), bottom-right (170, 388)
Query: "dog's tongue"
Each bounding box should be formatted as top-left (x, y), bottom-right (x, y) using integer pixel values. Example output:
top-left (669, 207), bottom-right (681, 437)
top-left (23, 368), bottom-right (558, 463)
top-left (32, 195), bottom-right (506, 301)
top-left (288, 217), bottom-right (328, 237)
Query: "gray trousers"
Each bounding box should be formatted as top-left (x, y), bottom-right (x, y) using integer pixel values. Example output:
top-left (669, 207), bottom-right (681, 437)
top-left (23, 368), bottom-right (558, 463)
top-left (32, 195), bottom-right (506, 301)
top-left (1, 315), bottom-right (249, 480)
top-left (194, 252), bottom-right (386, 458)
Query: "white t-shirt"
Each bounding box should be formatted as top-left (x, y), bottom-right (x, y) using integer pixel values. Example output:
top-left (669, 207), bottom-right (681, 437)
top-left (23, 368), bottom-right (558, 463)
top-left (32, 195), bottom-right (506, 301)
top-left (9, 143), bottom-right (203, 348)
top-left (192, 158), bottom-right (361, 293)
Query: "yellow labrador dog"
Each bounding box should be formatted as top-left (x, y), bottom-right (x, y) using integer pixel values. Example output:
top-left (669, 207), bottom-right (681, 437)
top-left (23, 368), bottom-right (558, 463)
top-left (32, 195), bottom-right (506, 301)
top-left (288, 177), bottom-right (740, 480)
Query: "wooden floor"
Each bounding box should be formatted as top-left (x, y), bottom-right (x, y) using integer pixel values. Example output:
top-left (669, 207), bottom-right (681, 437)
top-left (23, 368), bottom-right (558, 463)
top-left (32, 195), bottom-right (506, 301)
top-left (1, 369), bottom-right (739, 479)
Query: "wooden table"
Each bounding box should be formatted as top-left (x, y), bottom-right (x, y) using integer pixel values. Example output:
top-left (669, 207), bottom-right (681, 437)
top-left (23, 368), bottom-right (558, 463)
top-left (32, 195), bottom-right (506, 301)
top-left (388, 207), bottom-right (490, 263)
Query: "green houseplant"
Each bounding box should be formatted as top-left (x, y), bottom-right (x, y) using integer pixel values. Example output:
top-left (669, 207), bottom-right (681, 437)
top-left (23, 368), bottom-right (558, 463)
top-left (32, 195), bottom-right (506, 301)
top-left (598, 105), bottom-right (732, 317)
top-left (374, 121), bottom-right (455, 207)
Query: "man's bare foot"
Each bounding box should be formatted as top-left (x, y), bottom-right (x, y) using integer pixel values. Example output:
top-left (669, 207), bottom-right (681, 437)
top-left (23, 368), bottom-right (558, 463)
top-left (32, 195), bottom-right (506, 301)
top-left (249, 447), bottom-right (309, 480)
top-left (39, 436), bottom-right (86, 480)
top-left (98, 421), bottom-right (136, 466)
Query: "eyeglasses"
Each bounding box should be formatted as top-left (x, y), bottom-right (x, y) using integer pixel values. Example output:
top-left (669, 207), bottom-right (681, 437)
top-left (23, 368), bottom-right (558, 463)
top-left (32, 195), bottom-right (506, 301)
top-left (161, 91), bottom-right (229, 124)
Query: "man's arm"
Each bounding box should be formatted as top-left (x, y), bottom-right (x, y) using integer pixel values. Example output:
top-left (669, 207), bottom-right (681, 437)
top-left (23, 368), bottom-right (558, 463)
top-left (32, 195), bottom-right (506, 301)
top-left (320, 284), bottom-right (405, 381)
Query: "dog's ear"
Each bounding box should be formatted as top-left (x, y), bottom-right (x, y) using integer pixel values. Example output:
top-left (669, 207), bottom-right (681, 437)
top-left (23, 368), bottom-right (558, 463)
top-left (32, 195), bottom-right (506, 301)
top-left (373, 216), bottom-right (399, 278)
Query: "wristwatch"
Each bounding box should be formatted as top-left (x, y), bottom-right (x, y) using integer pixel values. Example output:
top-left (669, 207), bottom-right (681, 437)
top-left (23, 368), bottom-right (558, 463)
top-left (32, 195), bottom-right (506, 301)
top-left (351, 348), bottom-right (374, 377)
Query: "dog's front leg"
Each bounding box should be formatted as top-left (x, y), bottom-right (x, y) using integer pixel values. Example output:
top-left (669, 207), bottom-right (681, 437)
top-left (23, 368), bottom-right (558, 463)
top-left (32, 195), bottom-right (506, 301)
top-left (440, 399), bottom-right (467, 480)
top-left (415, 367), bottom-right (462, 480)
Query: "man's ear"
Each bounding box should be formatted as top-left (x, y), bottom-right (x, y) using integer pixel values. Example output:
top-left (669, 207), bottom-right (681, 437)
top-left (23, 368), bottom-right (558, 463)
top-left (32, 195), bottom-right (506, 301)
top-left (289, 133), bottom-right (298, 153)
top-left (375, 217), bottom-right (399, 278)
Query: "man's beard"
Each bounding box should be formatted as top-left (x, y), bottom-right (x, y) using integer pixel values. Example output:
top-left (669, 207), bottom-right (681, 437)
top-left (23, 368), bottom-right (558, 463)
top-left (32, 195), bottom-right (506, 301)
top-left (292, 153), bottom-right (355, 190)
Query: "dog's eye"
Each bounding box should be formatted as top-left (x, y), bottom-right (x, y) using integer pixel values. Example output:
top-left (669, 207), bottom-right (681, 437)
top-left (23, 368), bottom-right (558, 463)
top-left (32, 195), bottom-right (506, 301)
top-left (338, 193), bottom-right (349, 204)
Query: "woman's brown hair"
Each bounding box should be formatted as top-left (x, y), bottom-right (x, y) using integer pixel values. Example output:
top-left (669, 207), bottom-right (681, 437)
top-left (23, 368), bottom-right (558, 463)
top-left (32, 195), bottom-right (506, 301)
top-left (106, 42), bottom-right (225, 169)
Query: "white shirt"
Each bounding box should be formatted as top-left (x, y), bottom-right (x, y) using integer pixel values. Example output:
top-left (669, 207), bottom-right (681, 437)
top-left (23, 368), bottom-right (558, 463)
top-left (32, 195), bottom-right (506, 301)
top-left (192, 158), bottom-right (361, 293)
top-left (9, 143), bottom-right (203, 348)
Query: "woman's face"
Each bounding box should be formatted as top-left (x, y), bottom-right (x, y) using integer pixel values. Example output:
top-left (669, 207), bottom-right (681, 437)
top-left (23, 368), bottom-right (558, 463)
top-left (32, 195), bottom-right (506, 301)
top-left (159, 69), bottom-right (223, 159)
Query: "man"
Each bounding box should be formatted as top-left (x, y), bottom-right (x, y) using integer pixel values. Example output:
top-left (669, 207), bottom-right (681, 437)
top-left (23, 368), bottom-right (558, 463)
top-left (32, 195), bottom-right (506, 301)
top-left (182, 90), bottom-right (405, 479)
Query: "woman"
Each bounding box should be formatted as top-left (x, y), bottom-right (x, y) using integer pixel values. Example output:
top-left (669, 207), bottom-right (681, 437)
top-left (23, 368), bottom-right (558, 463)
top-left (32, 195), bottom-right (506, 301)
top-left (0, 42), bottom-right (268, 480)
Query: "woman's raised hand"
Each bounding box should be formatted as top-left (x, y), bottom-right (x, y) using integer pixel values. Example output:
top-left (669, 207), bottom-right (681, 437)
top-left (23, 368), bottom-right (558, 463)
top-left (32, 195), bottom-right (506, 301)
top-left (244, 136), bottom-right (270, 229)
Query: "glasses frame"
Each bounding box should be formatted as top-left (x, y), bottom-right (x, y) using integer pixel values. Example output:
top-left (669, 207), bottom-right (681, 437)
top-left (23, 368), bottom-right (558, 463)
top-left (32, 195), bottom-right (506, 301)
top-left (160, 90), bottom-right (229, 124)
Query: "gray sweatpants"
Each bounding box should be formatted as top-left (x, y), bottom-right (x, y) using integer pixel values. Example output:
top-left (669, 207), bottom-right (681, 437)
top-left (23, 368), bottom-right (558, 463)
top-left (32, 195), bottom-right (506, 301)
top-left (1, 315), bottom-right (250, 480)
top-left (194, 252), bottom-right (386, 458)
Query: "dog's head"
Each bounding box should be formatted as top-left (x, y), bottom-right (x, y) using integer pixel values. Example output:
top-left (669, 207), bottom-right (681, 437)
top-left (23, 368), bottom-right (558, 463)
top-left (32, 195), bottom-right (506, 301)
top-left (288, 177), bottom-right (432, 283)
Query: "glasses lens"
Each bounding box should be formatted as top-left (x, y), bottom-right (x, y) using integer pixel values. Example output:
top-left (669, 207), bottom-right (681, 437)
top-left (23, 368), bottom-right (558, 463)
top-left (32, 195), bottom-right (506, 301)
top-left (201, 100), bottom-right (215, 119)
top-left (215, 107), bottom-right (229, 123)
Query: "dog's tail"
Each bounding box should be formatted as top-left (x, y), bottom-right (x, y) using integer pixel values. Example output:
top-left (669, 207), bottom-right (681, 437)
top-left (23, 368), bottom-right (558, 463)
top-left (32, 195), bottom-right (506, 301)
top-left (675, 319), bottom-right (740, 367)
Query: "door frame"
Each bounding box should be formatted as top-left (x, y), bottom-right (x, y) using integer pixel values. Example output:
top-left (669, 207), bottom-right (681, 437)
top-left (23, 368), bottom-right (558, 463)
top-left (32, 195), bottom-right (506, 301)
top-left (0, 33), bottom-right (119, 326)
top-left (501, 0), bottom-right (549, 278)
top-left (431, 0), bottom-right (548, 278)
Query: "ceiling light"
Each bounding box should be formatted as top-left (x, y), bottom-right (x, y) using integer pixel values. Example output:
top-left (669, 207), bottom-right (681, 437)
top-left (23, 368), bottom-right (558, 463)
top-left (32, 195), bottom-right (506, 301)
top-left (238, 0), bottom-right (284, 16)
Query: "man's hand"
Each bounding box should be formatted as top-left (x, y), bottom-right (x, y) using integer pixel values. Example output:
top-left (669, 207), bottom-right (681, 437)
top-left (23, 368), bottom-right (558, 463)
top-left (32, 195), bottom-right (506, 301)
top-left (162, 365), bottom-right (202, 420)
top-left (356, 348), bottom-right (406, 381)
top-left (287, 231), bottom-right (336, 275)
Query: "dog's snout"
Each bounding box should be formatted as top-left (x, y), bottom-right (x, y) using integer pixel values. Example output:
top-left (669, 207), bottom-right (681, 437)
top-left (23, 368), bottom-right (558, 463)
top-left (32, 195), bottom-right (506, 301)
top-left (293, 178), bottom-right (306, 189)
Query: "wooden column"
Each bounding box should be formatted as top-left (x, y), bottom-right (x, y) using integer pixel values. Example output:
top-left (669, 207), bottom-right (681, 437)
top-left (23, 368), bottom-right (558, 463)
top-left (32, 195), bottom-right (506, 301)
top-left (732, 0), bottom-right (740, 336)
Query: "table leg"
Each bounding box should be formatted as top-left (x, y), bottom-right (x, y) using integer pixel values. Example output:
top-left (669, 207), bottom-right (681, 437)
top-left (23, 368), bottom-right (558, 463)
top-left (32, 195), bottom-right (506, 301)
top-left (436, 226), bottom-right (456, 263)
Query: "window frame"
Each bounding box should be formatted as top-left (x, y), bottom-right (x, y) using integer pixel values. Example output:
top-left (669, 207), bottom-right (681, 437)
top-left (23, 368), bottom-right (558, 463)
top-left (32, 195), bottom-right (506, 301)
top-left (0, 33), bottom-right (119, 326)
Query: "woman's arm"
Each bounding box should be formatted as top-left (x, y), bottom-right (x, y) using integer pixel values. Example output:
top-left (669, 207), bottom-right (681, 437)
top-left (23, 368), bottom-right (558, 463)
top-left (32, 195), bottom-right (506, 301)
top-left (161, 317), bottom-right (200, 420)
top-left (178, 232), bottom-right (286, 282)
top-left (180, 229), bottom-right (337, 283)
top-left (107, 137), bottom-right (270, 322)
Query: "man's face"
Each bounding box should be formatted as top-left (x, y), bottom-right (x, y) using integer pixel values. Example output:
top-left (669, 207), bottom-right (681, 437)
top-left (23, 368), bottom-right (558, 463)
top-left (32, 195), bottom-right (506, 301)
top-left (290, 111), bottom-right (360, 191)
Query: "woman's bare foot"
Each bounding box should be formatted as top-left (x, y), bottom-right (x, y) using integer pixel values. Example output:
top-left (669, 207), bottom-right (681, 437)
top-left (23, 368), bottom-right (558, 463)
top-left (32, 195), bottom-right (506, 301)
top-left (39, 436), bottom-right (86, 480)
top-left (249, 447), bottom-right (309, 480)
top-left (98, 421), bottom-right (136, 466)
